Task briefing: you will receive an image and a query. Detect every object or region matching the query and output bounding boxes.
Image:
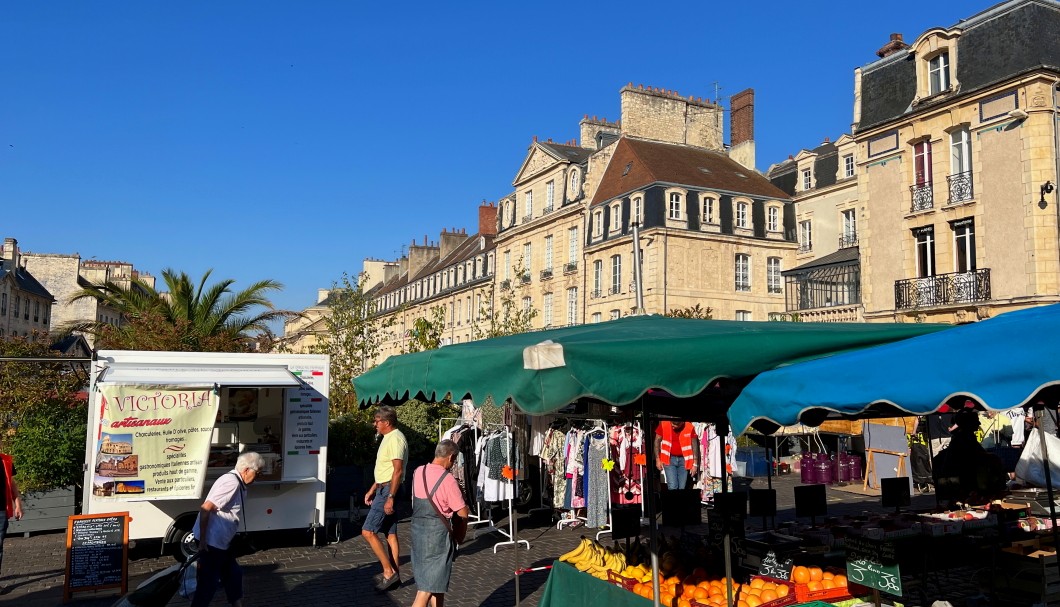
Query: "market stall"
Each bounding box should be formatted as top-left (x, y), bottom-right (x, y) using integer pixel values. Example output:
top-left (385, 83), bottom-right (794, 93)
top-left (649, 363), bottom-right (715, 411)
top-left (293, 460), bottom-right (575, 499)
top-left (728, 303), bottom-right (1060, 606)
top-left (354, 315), bottom-right (946, 607)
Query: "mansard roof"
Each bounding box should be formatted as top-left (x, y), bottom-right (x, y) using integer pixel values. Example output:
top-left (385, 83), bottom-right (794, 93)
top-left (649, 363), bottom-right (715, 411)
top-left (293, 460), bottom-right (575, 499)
top-left (370, 233), bottom-right (495, 300)
top-left (857, 0), bottom-right (1060, 131)
top-left (591, 137), bottom-right (790, 205)
top-left (536, 141), bottom-right (593, 165)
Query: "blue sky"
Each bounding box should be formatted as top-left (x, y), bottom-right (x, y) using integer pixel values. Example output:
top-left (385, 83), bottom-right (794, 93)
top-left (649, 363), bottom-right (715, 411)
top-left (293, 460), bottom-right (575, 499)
top-left (2, 1), bottom-right (988, 327)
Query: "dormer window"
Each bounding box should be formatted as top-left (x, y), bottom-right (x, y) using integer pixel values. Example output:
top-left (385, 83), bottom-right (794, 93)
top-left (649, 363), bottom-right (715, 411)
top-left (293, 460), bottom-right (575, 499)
top-left (631, 197), bottom-right (642, 225)
top-left (610, 202), bottom-right (621, 231)
top-left (929, 52), bottom-right (950, 95)
top-left (569, 169), bottom-right (580, 198)
top-left (668, 192), bottom-right (682, 220)
top-left (801, 169), bottom-right (812, 191)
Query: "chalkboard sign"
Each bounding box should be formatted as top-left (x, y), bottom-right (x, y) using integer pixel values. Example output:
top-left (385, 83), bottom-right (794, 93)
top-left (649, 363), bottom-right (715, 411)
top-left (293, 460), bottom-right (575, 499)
top-left (758, 550), bottom-right (794, 580)
top-left (64, 512), bottom-right (129, 602)
top-left (844, 536), bottom-right (902, 596)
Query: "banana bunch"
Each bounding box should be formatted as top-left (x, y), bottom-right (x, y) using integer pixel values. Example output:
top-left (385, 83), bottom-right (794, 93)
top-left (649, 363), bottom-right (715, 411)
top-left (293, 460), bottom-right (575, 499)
top-left (558, 536), bottom-right (627, 580)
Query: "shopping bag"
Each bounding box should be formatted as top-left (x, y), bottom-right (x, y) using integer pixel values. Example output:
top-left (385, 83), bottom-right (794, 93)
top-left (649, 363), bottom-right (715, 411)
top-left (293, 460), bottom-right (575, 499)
top-left (1015, 428), bottom-right (1060, 486)
top-left (178, 558), bottom-right (198, 599)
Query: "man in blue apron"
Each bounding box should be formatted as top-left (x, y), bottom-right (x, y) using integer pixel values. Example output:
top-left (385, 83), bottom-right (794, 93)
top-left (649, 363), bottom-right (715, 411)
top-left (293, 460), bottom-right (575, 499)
top-left (410, 440), bottom-right (469, 607)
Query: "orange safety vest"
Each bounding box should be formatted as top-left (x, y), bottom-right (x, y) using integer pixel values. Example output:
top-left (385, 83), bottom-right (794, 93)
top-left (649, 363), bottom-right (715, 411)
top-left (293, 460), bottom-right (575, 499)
top-left (1, 454), bottom-right (15, 518)
top-left (656, 422), bottom-right (695, 470)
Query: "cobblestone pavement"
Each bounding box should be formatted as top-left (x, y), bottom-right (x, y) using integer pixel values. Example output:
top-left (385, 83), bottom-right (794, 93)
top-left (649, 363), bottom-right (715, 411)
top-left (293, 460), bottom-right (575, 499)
top-left (0, 473), bottom-right (1020, 607)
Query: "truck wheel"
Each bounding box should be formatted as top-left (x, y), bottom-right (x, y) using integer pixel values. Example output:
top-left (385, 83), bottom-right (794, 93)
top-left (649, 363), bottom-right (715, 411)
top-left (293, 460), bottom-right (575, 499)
top-left (166, 514), bottom-right (199, 563)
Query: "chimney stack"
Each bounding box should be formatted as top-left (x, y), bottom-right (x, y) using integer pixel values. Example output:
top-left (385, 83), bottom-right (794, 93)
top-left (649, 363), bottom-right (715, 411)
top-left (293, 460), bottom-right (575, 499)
top-left (479, 202), bottom-right (498, 236)
top-left (728, 89), bottom-right (756, 171)
top-left (876, 33), bottom-right (908, 58)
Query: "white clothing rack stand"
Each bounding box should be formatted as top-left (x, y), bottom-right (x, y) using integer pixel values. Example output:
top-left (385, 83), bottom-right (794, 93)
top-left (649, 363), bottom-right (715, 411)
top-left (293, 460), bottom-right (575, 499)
top-left (484, 422), bottom-right (530, 552)
top-left (438, 417), bottom-right (493, 532)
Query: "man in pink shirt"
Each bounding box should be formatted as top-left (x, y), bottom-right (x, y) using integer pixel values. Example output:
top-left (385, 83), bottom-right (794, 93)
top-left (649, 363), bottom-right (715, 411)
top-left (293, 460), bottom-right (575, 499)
top-left (410, 440), bottom-right (469, 607)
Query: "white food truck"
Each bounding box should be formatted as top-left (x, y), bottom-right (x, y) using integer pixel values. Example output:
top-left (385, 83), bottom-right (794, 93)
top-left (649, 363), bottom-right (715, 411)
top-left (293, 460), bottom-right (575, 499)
top-left (83, 350), bottom-right (329, 560)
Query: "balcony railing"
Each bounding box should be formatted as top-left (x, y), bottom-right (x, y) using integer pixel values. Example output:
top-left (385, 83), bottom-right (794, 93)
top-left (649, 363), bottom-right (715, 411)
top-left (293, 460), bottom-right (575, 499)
top-left (608, 285), bottom-right (621, 295)
top-left (591, 289), bottom-right (603, 299)
top-left (500, 279), bottom-right (511, 291)
top-left (522, 214), bottom-right (534, 223)
top-left (519, 274), bottom-right (531, 285)
top-left (947, 171), bottom-right (974, 204)
top-left (540, 268), bottom-right (553, 280)
top-left (798, 243), bottom-right (812, 254)
top-left (543, 205), bottom-right (554, 214)
top-left (563, 261), bottom-right (578, 274)
top-left (838, 234), bottom-right (859, 249)
top-left (910, 182), bottom-right (934, 212)
top-left (894, 268), bottom-right (990, 309)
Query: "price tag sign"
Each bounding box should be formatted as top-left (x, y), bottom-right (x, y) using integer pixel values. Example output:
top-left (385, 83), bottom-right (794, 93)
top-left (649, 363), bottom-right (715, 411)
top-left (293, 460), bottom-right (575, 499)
top-left (758, 550), bottom-right (793, 580)
top-left (844, 536), bottom-right (902, 596)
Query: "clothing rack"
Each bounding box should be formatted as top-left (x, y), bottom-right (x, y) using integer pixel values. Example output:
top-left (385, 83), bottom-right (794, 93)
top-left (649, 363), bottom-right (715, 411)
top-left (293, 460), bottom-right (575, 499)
top-left (484, 421), bottom-right (530, 552)
top-left (554, 418), bottom-right (616, 540)
top-left (437, 416), bottom-right (493, 532)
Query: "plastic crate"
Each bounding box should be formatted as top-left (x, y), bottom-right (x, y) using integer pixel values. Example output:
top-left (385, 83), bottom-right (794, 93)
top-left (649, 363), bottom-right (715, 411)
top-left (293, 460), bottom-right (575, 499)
top-left (792, 569), bottom-right (858, 604)
top-left (606, 570), bottom-right (638, 592)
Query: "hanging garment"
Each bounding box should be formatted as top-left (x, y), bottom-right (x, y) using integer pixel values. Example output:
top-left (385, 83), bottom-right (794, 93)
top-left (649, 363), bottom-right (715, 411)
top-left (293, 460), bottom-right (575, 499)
top-left (540, 427), bottom-right (568, 509)
top-left (586, 430), bottom-right (610, 528)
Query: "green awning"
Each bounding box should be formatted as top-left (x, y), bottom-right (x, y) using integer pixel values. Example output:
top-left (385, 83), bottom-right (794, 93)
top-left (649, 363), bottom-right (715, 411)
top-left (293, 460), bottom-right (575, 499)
top-left (354, 315), bottom-right (949, 416)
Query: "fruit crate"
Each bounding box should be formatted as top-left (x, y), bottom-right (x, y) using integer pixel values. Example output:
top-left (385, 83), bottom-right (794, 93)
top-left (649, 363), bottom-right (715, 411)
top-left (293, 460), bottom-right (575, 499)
top-left (606, 570), bottom-right (638, 592)
top-left (998, 544), bottom-right (1060, 606)
top-left (745, 575), bottom-right (798, 607)
top-left (792, 569), bottom-right (859, 604)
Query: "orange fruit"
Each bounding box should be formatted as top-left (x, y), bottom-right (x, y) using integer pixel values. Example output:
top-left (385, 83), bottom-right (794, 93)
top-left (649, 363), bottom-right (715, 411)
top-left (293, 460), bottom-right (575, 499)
top-left (807, 581), bottom-right (823, 592)
top-left (776, 584), bottom-right (790, 597)
top-left (661, 592), bottom-right (675, 605)
top-left (633, 583), bottom-right (644, 595)
top-left (832, 574), bottom-right (848, 587)
top-left (791, 566), bottom-right (810, 584)
top-left (678, 599), bottom-right (692, 607)
top-left (822, 571), bottom-right (834, 580)
top-left (760, 589), bottom-right (778, 602)
top-left (682, 584), bottom-right (696, 599)
top-left (694, 587), bottom-right (710, 600)
top-left (737, 601), bottom-right (749, 607)
top-left (809, 567), bottom-right (824, 582)
top-left (750, 578), bottom-right (765, 589)
top-left (709, 597), bottom-right (725, 607)
top-left (823, 579), bottom-right (837, 589)
top-left (746, 597), bottom-right (763, 607)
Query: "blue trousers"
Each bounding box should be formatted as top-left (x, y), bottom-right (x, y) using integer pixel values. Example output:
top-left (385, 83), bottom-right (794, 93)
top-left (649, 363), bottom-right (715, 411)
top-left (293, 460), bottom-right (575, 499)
top-left (191, 546), bottom-right (243, 607)
top-left (663, 456), bottom-right (689, 490)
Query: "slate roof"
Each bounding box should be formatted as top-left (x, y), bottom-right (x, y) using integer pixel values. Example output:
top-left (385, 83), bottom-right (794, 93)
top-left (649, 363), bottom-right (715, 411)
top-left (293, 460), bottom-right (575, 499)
top-left (0, 266), bottom-right (55, 301)
top-left (370, 233), bottom-right (495, 299)
top-left (591, 138), bottom-right (791, 206)
top-left (537, 142), bottom-right (593, 165)
top-left (857, 0), bottom-right (1060, 131)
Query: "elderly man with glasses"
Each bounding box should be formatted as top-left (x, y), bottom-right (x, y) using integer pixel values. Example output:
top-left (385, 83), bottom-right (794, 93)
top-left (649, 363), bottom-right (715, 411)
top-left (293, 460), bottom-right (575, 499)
top-left (362, 405), bottom-right (408, 592)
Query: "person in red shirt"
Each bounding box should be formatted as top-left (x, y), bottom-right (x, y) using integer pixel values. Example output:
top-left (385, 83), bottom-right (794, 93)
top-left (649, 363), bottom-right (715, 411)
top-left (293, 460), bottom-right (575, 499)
top-left (1, 453), bottom-right (25, 595)
top-left (654, 421), bottom-right (700, 490)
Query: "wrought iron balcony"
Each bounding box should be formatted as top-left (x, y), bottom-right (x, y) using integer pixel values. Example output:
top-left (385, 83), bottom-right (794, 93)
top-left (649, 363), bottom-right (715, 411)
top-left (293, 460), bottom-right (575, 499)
top-left (591, 289), bottom-right (602, 299)
top-left (609, 285), bottom-right (621, 295)
top-left (522, 214), bottom-right (534, 223)
top-left (910, 182), bottom-right (934, 212)
top-left (542, 205), bottom-right (554, 214)
top-left (947, 171), bottom-right (974, 204)
top-left (540, 268), bottom-right (553, 280)
top-left (838, 234), bottom-right (859, 249)
top-left (499, 279), bottom-right (511, 291)
top-left (894, 268), bottom-right (990, 310)
top-left (563, 261), bottom-right (578, 274)
top-left (519, 274), bottom-right (531, 285)
top-left (798, 243), bottom-right (812, 254)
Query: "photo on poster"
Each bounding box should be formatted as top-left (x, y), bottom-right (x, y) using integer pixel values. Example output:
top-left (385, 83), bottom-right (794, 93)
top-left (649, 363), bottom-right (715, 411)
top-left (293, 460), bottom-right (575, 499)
top-left (228, 388), bottom-right (259, 421)
top-left (114, 480), bottom-right (145, 495)
top-left (96, 453), bottom-right (139, 477)
top-left (91, 476), bottom-right (115, 497)
top-left (98, 432), bottom-right (134, 455)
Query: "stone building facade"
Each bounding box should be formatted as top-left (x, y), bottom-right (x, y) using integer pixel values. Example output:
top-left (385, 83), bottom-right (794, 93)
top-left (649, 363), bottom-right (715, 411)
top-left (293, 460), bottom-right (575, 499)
top-left (851, 0), bottom-right (1060, 323)
top-left (0, 238), bottom-right (55, 340)
top-left (22, 251), bottom-right (154, 345)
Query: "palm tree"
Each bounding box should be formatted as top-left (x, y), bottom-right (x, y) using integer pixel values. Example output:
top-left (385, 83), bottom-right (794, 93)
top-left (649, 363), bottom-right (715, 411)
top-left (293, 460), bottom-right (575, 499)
top-left (68, 268), bottom-right (297, 352)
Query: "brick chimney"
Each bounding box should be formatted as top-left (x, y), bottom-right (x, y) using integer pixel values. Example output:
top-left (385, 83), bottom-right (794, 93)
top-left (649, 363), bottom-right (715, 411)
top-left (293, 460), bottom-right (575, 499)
top-left (478, 202), bottom-right (498, 236)
top-left (876, 33), bottom-right (908, 58)
top-left (728, 89), bottom-right (756, 171)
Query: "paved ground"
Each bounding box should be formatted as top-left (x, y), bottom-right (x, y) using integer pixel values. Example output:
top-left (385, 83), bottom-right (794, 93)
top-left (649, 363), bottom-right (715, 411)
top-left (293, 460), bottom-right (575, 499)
top-left (0, 473), bottom-right (1023, 607)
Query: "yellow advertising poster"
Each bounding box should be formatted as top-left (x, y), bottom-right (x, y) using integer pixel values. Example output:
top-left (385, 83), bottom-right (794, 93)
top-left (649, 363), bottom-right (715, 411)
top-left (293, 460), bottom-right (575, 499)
top-left (91, 385), bottom-right (217, 501)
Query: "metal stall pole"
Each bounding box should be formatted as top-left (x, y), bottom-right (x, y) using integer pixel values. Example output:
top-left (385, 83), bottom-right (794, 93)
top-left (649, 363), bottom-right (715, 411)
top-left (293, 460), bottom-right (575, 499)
top-left (642, 397), bottom-right (661, 607)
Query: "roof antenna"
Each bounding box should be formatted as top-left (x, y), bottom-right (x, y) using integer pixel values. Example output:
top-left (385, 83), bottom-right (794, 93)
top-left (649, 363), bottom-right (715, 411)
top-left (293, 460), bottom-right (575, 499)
top-left (713, 81), bottom-right (722, 105)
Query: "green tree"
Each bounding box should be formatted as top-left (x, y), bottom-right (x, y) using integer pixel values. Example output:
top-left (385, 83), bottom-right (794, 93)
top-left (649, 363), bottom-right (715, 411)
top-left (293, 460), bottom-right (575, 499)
top-left (309, 273), bottom-right (395, 417)
top-left (665, 303), bottom-right (714, 319)
top-left (406, 306), bottom-right (446, 353)
top-left (68, 268), bottom-right (294, 352)
top-left (474, 262), bottom-right (538, 339)
top-left (0, 335), bottom-right (87, 492)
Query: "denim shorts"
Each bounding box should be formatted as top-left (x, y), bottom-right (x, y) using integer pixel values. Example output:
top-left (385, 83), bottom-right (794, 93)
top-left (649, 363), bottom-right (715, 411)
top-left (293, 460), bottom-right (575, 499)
top-left (362, 484), bottom-right (399, 535)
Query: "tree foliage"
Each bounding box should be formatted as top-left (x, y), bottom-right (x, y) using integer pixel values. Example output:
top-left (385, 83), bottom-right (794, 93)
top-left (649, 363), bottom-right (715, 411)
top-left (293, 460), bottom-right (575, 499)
top-left (309, 273), bottom-right (394, 417)
top-left (0, 336), bottom-right (88, 492)
top-left (406, 306), bottom-right (446, 353)
top-left (474, 263), bottom-right (538, 339)
top-left (69, 268), bottom-right (294, 352)
top-left (665, 303), bottom-right (714, 320)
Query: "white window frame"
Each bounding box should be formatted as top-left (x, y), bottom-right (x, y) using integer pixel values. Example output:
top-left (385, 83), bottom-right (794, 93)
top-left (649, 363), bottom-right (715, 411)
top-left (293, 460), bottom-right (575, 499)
top-left (610, 203), bottom-right (621, 231)
top-left (702, 196), bottom-right (716, 224)
top-left (799, 220), bottom-right (813, 250)
top-left (735, 310), bottom-right (752, 321)
top-left (609, 309), bottom-right (621, 321)
top-left (735, 254), bottom-right (751, 292)
top-left (593, 260), bottom-right (603, 296)
top-left (569, 170), bottom-right (579, 196)
top-left (668, 192), bottom-right (682, 220)
top-left (591, 312), bottom-right (602, 323)
top-left (915, 227), bottom-right (936, 278)
top-left (802, 169), bottom-right (812, 191)
top-left (504, 250), bottom-right (511, 281)
top-left (843, 154), bottom-right (855, 178)
top-left (736, 201), bottom-right (749, 229)
top-left (631, 197), bottom-right (642, 225)
top-left (593, 210), bottom-right (603, 237)
top-left (842, 209), bottom-right (857, 240)
top-left (543, 292), bottom-right (553, 326)
top-left (546, 180), bottom-right (554, 210)
top-left (950, 128), bottom-right (971, 175)
top-left (767, 257), bottom-right (782, 294)
top-left (568, 227), bottom-right (578, 265)
top-left (544, 235), bottom-right (553, 271)
top-left (610, 255), bottom-right (622, 294)
top-left (566, 288), bottom-right (578, 325)
top-left (953, 219), bottom-right (976, 273)
top-left (766, 205), bottom-right (779, 232)
top-left (523, 243), bottom-right (532, 276)
top-left (928, 52), bottom-right (950, 95)
top-left (522, 296), bottom-right (532, 313)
